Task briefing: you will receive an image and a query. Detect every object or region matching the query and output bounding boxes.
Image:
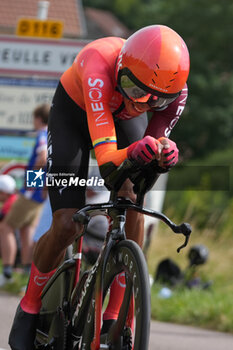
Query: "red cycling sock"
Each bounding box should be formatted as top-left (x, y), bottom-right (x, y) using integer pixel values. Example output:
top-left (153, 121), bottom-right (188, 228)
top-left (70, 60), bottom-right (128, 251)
top-left (103, 272), bottom-right (126, 320)
top-left (20, 262), bottom-right (56, 314)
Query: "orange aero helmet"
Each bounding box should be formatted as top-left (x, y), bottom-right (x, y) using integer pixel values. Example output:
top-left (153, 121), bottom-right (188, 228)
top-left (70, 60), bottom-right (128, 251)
top-left (116, 25), bottom-right (190, 102)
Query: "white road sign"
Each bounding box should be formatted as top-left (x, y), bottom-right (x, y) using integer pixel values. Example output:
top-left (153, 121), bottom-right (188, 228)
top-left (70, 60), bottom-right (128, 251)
top-left (0, 35), bottom-right (88, 77)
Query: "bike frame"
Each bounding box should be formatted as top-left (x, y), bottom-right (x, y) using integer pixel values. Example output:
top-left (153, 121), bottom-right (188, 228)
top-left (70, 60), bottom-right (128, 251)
top-left (41, 197), bottom-right (189, 347)
top-left (71, 199), bottom-right (130, 349)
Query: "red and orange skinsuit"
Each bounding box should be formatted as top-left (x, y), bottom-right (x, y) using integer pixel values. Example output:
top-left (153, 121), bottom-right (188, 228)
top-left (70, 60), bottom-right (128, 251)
top-left (61, 37), bottom-right (188, 166)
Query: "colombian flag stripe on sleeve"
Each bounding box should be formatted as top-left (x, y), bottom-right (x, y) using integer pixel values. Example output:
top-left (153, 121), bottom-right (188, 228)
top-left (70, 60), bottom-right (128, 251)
top-left (93, 136), bottom-right (117, 148)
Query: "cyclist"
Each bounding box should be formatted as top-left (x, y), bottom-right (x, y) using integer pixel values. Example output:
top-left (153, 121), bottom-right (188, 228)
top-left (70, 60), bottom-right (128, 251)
top-left (9, 24), bottom-right (189, 350)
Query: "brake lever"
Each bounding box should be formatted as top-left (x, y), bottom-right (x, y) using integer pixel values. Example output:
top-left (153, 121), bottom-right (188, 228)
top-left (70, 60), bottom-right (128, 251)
top-left (177, 234), bottom-right (191, 253)
top-left (176, 222), bottom-right (192, 253)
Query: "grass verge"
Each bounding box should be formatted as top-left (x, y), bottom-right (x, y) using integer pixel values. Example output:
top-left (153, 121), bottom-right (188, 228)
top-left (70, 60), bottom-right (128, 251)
top-left (0, 264), bottom-right (29, 296)
top-left (147, 222), bottom-right (233, 333)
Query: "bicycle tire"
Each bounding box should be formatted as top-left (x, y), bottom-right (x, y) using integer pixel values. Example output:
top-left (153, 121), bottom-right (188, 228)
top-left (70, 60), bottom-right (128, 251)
top-left (75, 239), bottom-right (151, 350)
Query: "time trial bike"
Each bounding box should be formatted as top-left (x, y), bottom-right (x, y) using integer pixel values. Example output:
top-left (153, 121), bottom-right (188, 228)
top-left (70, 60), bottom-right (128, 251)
top-left (34, 159), bottom-right (192, 350)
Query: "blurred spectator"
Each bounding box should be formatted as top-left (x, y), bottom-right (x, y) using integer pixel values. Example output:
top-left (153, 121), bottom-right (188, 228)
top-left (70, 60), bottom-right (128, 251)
top-left (0, 104), bottom-right (50, 287)
top-left (0, 175), bottom-right (18, 221)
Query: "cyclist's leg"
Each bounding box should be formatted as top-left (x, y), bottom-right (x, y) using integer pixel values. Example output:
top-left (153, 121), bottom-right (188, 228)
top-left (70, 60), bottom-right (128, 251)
top-left (102, 272), bottom-right (126, 324)
top-left (9, 83), bottom-right (91, 350)
top-left (22, 84), bottom-right (90, 308)
top-left (11, 208), bottom-right (81, 350)
top-left (19, 208), bottom-right (81, 313)
top-left (102, 114), bottom-right (147, 326)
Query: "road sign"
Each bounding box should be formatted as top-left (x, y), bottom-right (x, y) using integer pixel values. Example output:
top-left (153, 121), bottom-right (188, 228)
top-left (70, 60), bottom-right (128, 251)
top-left (0, 36), bottom-right (88, 131)
top-left (0, 35), bottom-right (88, 77)
top-left (16, 18), bottom-right (64, 39)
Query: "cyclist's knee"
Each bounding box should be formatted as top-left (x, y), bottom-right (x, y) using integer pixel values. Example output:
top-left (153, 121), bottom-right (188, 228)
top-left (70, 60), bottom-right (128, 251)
top-left (51, 208), bottom-right (81, 246)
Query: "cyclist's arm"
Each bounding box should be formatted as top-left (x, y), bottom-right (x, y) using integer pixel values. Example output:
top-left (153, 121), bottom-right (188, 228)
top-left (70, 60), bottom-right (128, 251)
top-left (83, 74), bottom-right (128, 166)
top-left (145, 84), bottom-right (188, 138)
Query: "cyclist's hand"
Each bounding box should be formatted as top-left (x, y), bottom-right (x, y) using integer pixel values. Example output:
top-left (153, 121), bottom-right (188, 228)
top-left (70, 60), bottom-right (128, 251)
top-left (127, 136), bottom-right (162, 163)
top-left (158, 137), bottom-right (179, 168)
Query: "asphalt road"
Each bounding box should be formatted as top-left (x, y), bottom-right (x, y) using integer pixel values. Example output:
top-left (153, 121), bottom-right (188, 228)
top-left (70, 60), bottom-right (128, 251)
top-left (1, 291), bottom-right (233, 350)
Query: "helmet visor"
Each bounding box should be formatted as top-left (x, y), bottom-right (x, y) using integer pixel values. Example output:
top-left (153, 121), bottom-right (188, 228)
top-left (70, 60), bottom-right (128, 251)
top-left (119, 75), bottom-right (151, 102)
top-left (119, 75), bottom-right (177, 108)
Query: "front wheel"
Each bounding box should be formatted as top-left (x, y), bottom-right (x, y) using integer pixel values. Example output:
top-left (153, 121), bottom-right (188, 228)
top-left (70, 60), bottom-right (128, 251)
top-left (77, 239), bottom-right (151, 350)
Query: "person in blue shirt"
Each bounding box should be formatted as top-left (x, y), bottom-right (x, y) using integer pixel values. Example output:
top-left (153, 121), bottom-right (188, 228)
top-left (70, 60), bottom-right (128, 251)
top-left (0, 104), bottom-right (50, 287)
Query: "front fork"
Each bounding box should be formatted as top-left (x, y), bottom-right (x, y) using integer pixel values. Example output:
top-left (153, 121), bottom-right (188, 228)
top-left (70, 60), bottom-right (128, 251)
top-left (72, 236), bottom-right (84, 287)
top-left (90, 207), bottom-right (127, 350)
